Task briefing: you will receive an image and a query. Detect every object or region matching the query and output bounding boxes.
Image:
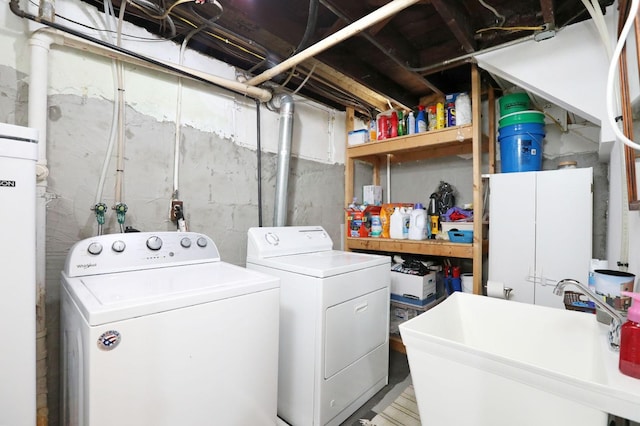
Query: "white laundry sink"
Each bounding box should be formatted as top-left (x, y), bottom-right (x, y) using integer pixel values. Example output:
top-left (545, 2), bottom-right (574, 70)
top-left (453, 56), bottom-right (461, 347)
top-left (399, 292), bottom-right (640, 426)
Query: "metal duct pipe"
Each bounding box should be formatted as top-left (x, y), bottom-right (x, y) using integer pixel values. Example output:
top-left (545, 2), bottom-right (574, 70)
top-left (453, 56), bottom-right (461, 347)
top-left (273, 94), bottom-right (294, 226)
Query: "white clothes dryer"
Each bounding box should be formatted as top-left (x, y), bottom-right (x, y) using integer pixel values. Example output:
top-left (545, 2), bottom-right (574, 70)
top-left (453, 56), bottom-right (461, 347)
top-left (61, 231), bottom-right (280, 426)
top-left (246, 226), bottom-right (391, 426)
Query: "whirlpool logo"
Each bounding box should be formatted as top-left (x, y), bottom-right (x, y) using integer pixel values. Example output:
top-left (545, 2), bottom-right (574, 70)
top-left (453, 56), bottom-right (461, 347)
top-left (0, 180), bottom-right (16, 187)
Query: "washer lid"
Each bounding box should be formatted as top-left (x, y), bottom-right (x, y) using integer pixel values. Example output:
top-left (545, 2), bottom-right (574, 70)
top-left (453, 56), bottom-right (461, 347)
top-left (247, 250), bottom-right (389, 278)
top-left (62, 261), bottom-right (279, 326)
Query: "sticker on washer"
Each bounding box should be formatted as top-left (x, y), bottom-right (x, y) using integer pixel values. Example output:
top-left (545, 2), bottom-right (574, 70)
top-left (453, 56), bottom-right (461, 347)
top-left (97, 330), bottom-right (121, 351)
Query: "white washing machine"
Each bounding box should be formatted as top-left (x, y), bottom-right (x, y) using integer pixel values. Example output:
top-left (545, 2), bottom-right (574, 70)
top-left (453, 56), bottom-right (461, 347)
top-left (61, 231), bottom-right (280, 426)
top-left (246, 226), bottom-right (391, 426)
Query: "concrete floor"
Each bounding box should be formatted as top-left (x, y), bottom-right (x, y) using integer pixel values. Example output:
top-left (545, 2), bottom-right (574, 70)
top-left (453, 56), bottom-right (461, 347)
top-left (340, 349), bottom-right (411, 426)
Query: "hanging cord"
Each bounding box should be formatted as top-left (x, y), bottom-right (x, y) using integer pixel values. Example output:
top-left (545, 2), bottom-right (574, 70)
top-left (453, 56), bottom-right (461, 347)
top-left (292, 0), bottom-right (319, 54)
top-left (172, 0), bottom-right (223, 227)
top-left (477, 0), bottom-right (505, 26)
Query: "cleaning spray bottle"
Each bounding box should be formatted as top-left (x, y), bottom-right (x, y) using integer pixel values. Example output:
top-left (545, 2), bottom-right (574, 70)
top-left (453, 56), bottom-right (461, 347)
top-left (620, 291), bottom-right (640, 379)
top-left (415, 105), bottom-right (427, 133)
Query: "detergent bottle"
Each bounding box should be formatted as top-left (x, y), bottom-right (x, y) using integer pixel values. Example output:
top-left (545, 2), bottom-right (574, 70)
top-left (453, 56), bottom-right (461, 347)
top-left (620, 291), bottom-right (640, 379)
top-left (402, 206), bottom-right (411, 239)
top-left (409, 203), bottom-right (427, 240)
top-left (389, 207), bottom-right (405, 239)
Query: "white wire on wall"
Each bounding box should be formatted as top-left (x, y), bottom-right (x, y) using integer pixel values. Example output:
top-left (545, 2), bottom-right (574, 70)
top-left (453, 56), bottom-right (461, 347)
top-left (94, 0), bottom-right (123, 206)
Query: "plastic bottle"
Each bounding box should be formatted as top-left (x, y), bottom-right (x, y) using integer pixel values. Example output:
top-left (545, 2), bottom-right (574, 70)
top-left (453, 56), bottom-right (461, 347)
top-left (407, 111), bottom-right (416, 135)
top-left (415, 106), bottom-right (427, 133)
top-left (455, 92), bottom-right (472, 125)
top-left (397, 110), bottom-right (405, 136)
top-left (389, 207), bottom-right (405, 239)
top-left (402, 206), bottom-right (411, 239)
top-left (436, 102), bottom-right (445, 129)
top-left (369, 119), bottom-right (377, 141)
top-left (619, 291), bottom-right (640, 379)
top-left (427, 105), bottom-right (437, 131)
top-left (390, 111), bottom-right (399, 138)
top-left (409, 203), bottom-right (427, 240)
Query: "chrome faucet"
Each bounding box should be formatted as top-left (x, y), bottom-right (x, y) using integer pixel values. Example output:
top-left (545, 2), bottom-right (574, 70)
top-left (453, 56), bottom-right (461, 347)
top-left (554, 278), bottom-right (624, 351)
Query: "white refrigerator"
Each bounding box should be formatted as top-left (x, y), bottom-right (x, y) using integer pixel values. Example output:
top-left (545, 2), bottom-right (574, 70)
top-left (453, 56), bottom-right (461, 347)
top-left (0, 122), bottom-right (38, 425)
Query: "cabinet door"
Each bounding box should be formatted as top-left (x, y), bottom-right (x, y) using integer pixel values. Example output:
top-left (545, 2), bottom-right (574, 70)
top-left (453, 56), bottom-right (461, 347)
top-left (489, 172), bottom-right (537, 304)
top-left (534, 168), bottom-right (592, 308)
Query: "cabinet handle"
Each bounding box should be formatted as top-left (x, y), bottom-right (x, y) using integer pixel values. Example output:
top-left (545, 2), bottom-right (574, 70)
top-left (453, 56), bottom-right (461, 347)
top-left (354, 302), bottom-right (368, 314)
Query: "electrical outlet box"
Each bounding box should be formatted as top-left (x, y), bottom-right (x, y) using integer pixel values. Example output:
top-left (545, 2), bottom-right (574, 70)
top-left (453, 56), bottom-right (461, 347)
top-left (170, 200), bottom-right (183, 221)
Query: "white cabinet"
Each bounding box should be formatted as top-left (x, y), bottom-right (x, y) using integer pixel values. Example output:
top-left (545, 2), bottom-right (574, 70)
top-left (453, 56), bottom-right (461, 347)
top-left (488, 168), bottom-right (593, 308)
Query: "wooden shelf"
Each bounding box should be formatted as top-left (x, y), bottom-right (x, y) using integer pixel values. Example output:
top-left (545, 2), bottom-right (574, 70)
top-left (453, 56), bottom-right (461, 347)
top-left (347, 124), bottom-right (473, 164)
top-left (343, 63), bottom-right (490, 296)
top-left (346, 237), bottom-right (488, 258)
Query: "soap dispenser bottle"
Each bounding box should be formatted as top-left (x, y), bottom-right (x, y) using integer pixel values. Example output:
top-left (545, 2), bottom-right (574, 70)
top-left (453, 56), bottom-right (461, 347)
top-left (620, 291), bottom-right (640, 379)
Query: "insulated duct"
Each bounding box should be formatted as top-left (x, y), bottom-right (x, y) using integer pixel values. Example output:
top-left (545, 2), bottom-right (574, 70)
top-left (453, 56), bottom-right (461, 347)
top-left (273, 94), bottom-right (294, 226)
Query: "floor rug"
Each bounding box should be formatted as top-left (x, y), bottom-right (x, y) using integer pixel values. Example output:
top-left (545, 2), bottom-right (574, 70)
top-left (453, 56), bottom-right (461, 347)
top-left (360, 384), bottom-right (421, 426)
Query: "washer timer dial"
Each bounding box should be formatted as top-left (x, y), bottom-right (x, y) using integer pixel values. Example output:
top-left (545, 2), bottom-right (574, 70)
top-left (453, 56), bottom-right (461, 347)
top-left (146, 236), bottom-right (163, 251)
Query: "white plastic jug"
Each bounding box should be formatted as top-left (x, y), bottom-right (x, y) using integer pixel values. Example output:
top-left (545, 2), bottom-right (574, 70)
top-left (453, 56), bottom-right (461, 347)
top-left (390, 207), bottom-right (405, 239)
top-left (409, 205), bottom-right (427, 240)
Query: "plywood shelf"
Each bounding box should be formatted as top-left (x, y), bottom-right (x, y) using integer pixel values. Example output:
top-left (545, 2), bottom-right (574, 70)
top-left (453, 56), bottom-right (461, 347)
top-left (343, 64), bottom-right (491, 296)
top-left (347, 124), bottom-right (474, 163)
top-left (346, 237), bottom-right (488, 259)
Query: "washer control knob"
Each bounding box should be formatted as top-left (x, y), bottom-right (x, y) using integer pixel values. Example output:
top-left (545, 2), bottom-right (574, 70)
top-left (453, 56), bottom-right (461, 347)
top-left (180, 237), bottom-right (192, 248)
top-left (265, 233), bottom-right (279, 245)
top-left (146, 236), bottom-right (163, 251)
top-left (111, 240), bottom-right (126, 253)
top-left (87, 242), bottom-right (103, 255)
top-left (196, 237), bottom-right (208, 248)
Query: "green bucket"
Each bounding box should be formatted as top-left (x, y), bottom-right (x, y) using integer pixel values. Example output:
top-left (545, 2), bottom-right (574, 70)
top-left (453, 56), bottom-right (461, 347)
top-left (499, 92), bottom-right (531, 116)
top-left (499, 110), bottom-right (545, 127)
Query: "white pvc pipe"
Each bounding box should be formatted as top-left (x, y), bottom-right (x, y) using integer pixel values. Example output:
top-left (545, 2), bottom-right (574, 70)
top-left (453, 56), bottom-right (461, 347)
top-left (245, 0), bottom-right (421, 86)
top-left (27, 30), bottom-right (53, 424)
top-left (35, 27), bottom-right (273, 102)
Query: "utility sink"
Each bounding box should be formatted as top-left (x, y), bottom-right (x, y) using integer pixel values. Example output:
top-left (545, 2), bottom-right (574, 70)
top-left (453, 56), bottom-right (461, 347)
top-left (399, 292), bottom-right (640, 426)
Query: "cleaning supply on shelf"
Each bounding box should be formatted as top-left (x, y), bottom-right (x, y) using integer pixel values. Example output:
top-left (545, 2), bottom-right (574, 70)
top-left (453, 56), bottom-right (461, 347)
top-left (390, 111), bottom-right (399, 138)
top-left (455, 92), bottom-right (472, 125)
top-left (390, 207), bottom-right (405, 239)
top-left (402, 206), bottom-right (411, 239)
top-left (427, 105), bottom-right (437, 131)
top-left (619, 291), bottom-right (640, 379)
top-left (415, 106), bottom-right (427, 133)
top-left (436, 102), bottom-right (445, 129)
top-left (407, 111), bottom-right (416, 135)
top-left (409, 203), bottom-right (427, 240)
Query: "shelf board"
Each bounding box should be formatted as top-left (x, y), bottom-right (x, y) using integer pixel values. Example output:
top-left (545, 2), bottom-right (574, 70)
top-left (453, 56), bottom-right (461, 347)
top-left (346, 237), bottom-right (487, 258)
top-left (347, 124), bottom-right (473, 163)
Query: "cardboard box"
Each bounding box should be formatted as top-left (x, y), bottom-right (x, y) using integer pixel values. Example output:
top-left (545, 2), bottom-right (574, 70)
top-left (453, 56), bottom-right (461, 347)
top-left (363, 185), bottom-right (382, 205)
top-left (390, 271), bottom-right (436, 304)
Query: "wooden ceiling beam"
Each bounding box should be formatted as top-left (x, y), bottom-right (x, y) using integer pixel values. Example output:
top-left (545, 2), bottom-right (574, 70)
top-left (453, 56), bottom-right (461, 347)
top-left (430, 0), bottom-right (476, 53)
top-left (539, 0), bottom-right (556, 29)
